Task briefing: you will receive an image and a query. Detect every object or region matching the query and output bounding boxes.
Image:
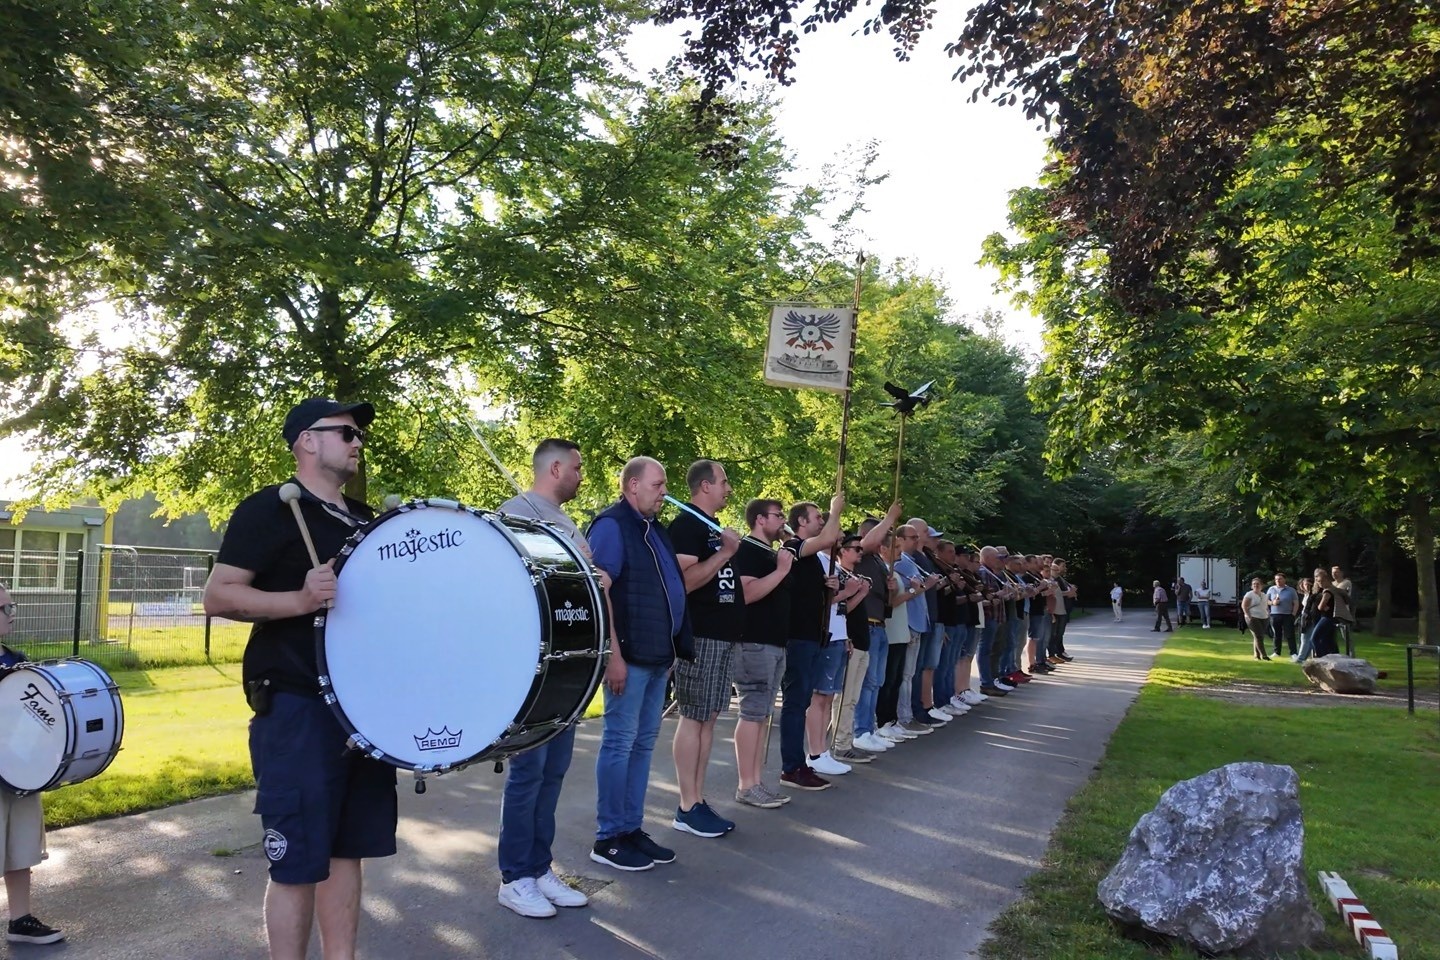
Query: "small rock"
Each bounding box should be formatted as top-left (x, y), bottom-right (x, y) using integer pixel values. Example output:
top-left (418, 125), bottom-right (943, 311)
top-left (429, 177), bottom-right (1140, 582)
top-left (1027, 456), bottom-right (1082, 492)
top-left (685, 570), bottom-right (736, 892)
top-left (1098, 762), bottom-right (1323, 955)
top-left (1302, 655), bottom-right (1378, 694)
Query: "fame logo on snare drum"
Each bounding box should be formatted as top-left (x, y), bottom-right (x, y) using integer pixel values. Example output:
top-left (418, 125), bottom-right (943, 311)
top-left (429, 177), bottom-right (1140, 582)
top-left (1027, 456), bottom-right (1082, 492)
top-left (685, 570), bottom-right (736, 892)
top-left (554, 600), bottom-right (591, 624)
top-left (18, 681), bottom-right (58, 730)
top-left (414, 726), bottom-right (464, 752)
top-left (376, 527), bottom-right (466, 563)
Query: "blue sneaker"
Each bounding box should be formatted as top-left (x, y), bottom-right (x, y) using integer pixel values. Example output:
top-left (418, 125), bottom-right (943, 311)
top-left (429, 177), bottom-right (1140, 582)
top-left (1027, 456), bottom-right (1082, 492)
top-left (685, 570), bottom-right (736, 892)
top-left (695, 800), bottom-right (735, 833)
top-left (672, 803), bottom-right (725, 838)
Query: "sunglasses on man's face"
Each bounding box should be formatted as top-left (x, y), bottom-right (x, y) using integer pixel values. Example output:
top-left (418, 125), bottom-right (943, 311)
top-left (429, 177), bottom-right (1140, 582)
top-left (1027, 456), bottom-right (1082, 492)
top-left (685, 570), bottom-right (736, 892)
top-left (307, 424), bottom-right (367, 444)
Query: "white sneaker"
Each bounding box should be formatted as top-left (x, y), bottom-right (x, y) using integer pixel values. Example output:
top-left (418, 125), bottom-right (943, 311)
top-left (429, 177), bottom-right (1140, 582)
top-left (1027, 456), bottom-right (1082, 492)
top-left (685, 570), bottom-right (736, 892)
top-left (926, 707), bottom-right (953, 723)
top-left (943, 702), bottom-right (970, 715)
top-left (879, 722), bottom-right (916, 741)
top-left (961, 689), bottom-right (987, 704)
top-left (993, 679), bottom-right (1015, 691)
top-left (499, 877), bottom-right (557, 918)
top-left (856, 733), bottom-right (893, 752)
top-left (807, 750), bottom-right (852, 776)
top-left (536, 869), bottom-right (588, 908)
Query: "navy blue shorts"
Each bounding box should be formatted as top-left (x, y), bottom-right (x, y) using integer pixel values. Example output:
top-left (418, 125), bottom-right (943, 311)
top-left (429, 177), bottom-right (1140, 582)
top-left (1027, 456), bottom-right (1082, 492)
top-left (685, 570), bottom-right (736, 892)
top-left (249, 693), bottom-right (398, 884)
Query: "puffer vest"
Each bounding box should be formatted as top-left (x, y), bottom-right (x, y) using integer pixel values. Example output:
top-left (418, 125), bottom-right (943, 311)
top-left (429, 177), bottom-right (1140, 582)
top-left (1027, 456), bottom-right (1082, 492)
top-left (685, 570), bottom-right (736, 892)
top-left (590, 500), bottom-right (694, 666)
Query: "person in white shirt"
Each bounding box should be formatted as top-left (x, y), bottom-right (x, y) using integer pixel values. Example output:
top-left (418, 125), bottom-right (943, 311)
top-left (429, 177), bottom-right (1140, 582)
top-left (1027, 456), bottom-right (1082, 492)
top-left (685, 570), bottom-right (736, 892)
top-left (1192, 580), bottom-right (1212, 628)
top-left (1110, 583), bottom-right (1123, 621)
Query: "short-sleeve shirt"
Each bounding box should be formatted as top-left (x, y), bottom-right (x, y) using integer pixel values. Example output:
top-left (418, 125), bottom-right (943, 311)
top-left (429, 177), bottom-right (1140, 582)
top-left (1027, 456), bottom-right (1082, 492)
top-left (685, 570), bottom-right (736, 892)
top-left (785, 537), bottom-right (827, 643)
top-left (734, 537), bottom-right (789, 648)
top-left (893, 553), bottom-right (929, 634)
top-left (856, 552), bottom-right (890, 623)
top-left (1176, 582), bottom-right (1193, 602)
top-left (668, 507), bottom-right (745, 642)
top-left (1266, 585), bottom-right (1298, 616)
top-left (216, 481), bottom-right (375, 689)
top-left (499, 492), bottom-right (587, 552)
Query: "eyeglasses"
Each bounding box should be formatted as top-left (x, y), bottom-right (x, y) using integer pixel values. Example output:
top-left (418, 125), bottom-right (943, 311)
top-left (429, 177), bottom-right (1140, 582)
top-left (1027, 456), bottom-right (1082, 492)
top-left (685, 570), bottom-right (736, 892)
top-left (1, 603), bottom-right (15, 616)
top-left (307, 425), bottom-right (367, 444)
top-left (843, 545), bottom-right (864, 553)
top-left (764, 512), bottom-right (785, 519)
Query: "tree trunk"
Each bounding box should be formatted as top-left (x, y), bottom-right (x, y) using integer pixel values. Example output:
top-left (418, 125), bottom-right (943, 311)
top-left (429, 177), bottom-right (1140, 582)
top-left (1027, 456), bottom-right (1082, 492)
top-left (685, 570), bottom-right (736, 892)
top-left (1409, 491), bottom-right (1439, 646)
top-left (1373, 527), bottom-right (1394, 637)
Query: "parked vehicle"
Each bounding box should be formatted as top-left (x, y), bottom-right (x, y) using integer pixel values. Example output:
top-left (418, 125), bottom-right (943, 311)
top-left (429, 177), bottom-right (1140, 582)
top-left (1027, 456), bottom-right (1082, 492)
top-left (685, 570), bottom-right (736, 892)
top-left (1177, 555), bottom-right (1240, 625)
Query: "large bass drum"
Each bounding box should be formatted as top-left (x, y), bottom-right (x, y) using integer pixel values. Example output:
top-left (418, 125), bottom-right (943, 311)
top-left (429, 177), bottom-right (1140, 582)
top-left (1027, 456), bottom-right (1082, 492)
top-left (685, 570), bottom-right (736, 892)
top-left (317, 499), bottom-right (606, 781)
top-left (0, 659), bottom-right (124, 795)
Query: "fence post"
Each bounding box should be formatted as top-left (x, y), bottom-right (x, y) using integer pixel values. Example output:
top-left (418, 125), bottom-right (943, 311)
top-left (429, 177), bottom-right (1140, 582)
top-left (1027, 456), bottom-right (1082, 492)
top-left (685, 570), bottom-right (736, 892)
top-left (71, 550), bottom-right (85, 657)
top-left (204, 554), bottom-right (214, 660)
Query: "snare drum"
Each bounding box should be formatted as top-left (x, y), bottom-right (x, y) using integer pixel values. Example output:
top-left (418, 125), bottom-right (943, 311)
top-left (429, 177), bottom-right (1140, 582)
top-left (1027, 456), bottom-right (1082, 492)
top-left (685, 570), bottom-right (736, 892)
top-left (0, 659), bottom-right (124, 795)
top-left (318, 499), bottom-right (606, 779)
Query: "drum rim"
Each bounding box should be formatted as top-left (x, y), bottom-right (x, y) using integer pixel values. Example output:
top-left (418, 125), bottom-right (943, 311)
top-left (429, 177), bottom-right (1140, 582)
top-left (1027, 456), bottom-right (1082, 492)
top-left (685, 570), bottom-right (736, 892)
top-left (317, 497), bottom-right (605, 774)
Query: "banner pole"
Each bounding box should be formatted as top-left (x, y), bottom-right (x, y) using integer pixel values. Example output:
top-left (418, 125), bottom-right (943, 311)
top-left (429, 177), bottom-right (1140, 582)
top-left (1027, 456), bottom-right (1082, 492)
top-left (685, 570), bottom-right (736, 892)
top-left (833, 252), bottom-right (866, 495)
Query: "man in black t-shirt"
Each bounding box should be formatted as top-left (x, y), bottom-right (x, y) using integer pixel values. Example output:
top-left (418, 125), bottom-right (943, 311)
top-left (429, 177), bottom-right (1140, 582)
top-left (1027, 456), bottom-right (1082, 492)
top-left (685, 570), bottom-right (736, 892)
top-left (668, 460), bottom-right (743, 839)
top-left (778, 495), bottom-right (844, 792)
top-left (730, 499), bottom-right (794, 808)
top-left (204, 398), bottom-right (396, 960)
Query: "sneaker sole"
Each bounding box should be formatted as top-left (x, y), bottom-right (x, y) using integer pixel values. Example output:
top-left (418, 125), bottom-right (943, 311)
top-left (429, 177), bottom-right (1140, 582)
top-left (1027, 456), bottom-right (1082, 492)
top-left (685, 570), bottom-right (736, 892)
top-left (736, 794), bottom-right (784, 809)
top-left (672, 818), bottom-right (726, 838)
top-left (780, 778), bottom-right (832, 791)
top-left (588, 850), bottom-right (654, 872)
top-left (6, 934), bottom-right (66, 945)
top-left (498, 895), bottom-right (558, 919)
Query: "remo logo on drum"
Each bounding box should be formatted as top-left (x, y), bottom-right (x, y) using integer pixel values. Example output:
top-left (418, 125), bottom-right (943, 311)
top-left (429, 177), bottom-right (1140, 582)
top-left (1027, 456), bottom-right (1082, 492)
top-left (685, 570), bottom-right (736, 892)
top-left (414, 727), bottom-right (463, 752)
top-left (18, 681), bottom-right (59, 731)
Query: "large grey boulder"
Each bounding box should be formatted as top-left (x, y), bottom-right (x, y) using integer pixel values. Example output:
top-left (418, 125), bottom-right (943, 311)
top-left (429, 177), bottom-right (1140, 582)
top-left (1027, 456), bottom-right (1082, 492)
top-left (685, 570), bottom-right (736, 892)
top-left (1098, 762), bottom-right (1323, 955)
top-left (1302, 655), bottom-right (1378, 694)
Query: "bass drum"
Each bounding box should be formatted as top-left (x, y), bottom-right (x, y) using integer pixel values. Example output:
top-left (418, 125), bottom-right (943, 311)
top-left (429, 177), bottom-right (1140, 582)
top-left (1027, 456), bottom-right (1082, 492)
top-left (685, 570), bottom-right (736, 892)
top-left (0, 659), bottom-right (124, 795)
top-left (318, 499), bottom-right (606, 780)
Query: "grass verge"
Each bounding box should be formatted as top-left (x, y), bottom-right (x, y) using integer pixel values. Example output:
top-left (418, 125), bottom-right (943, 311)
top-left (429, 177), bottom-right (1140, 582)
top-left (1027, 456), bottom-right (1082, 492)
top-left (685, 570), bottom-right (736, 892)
top-left (42, 664), bottom-right (254, 828)
top-left (979, 630), bottom-right (1440, 960)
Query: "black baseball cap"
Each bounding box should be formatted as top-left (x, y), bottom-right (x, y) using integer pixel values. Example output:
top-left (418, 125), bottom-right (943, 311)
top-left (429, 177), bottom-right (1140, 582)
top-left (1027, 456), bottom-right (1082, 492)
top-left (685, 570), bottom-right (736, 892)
top-left (282, 398), bottom-right (375, 447)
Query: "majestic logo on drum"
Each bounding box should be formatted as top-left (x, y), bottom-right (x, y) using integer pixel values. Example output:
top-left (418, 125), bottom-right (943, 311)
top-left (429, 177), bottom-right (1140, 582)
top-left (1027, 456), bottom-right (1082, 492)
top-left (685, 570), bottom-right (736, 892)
top-left (554, 600), bottom-right (591, 624)
top-left (414, 726), bottom-right (463, 751)
top-left (376, 527), bottom-right (466, 563)
top-left (18, 682), bottom-right (58, 731)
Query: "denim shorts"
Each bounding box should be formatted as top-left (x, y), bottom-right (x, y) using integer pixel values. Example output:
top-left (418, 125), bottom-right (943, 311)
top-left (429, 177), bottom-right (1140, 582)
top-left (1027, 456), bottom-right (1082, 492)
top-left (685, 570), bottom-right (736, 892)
top-left (732, 643), bottom-right (786, 721)
top-left (249, 693), bottom-right (398, 884)
top-left (813, 641), bottom-right (848, 694)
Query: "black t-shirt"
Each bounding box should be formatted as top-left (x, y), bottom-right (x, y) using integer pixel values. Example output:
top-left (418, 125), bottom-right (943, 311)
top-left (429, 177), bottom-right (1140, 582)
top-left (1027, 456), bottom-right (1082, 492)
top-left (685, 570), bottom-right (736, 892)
top-left (785, 537), bottom-right (827, 643)
top-left (668, 507), bottom-right (745, 642)
top-left (959, 573), bottom-right (981, 627)
top-left (936, 566), bottom-right (961, 627)
top-left (733, 537), bottom-right (790, 648)
top-left (216, 482), bottom-right (374, 690)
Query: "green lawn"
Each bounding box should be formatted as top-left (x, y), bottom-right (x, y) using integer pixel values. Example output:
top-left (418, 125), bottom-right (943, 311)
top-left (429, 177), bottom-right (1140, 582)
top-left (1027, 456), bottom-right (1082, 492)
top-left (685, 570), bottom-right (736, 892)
top-left (41, 664), bottom-right (254, 828)
top-left (20, 619), bottom-right (250, 671)
top-left (980, 630), bottom-right (1440, 960)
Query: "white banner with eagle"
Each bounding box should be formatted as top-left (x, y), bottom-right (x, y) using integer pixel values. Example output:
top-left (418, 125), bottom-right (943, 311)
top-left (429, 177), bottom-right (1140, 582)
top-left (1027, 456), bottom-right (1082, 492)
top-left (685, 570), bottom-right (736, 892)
top-left (763, 303), bottom-right (855, 394)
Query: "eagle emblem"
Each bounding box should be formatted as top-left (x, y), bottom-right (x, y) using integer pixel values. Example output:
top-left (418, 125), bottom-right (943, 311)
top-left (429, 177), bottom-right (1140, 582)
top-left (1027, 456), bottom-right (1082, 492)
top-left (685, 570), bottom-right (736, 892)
top-left (782, 310), bottom-right (841, 353)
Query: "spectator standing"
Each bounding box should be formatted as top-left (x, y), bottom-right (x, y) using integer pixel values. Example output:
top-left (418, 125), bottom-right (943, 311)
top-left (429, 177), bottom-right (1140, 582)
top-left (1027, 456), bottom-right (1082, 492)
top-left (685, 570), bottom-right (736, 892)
top-left (1310, 568), bottom-right (1342, 657)
top-left (1174, 577), bottom-right (1193, 625)
top-left (1241, 577), bottom-right (1272, 660)
top-left (1330, 566), bottom-right (1356, 655)
top-left (1151, 581), bottom-right (1173, 632)
top-left (1110, 583), bottom-right (1124, 621)
top-left (1192, 580), bottom-right (1212, 629)
top-left (1265, 574), bottom-right (1299, 657)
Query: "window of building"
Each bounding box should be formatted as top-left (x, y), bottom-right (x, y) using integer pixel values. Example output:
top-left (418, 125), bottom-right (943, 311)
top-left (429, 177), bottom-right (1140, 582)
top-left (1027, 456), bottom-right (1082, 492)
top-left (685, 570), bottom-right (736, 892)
top-left (18, 530), bottom-right (61, 589)
top-left (0, 527), bottom-right (14, 585)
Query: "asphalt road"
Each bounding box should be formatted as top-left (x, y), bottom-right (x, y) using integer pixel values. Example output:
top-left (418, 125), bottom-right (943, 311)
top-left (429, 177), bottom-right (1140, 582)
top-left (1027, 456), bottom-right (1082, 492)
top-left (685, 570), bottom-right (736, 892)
top-left (10, 615), bottom-right (1166, 960)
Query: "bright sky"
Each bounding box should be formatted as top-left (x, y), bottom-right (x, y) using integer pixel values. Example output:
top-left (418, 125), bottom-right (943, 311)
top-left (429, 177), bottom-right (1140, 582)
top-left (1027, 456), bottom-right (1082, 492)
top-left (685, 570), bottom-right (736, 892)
top-left (0, 6), bottom-right (1048, 499)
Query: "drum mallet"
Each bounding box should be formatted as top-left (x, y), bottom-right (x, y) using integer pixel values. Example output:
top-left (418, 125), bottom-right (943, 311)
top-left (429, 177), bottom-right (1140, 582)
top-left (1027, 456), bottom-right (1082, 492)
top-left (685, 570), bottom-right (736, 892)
top-left (278, 483), bottom-right (329, 608)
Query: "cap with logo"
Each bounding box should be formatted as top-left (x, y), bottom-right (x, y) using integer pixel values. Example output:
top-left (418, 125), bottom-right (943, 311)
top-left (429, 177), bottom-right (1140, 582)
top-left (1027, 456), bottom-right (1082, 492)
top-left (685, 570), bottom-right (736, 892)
top-left (282, 398), bottom-right (375, 447)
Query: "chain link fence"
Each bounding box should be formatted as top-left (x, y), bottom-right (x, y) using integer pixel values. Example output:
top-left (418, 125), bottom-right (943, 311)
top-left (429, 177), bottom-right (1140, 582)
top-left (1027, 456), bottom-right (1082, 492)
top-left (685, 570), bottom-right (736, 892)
top-left (8, 545), bottom-right (249, 670)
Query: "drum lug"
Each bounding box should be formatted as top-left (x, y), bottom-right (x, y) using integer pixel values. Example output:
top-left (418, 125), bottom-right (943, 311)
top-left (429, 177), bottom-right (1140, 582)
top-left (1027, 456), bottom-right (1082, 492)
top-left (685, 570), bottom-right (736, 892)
top-left (414, 772), bottom-right (427, 795)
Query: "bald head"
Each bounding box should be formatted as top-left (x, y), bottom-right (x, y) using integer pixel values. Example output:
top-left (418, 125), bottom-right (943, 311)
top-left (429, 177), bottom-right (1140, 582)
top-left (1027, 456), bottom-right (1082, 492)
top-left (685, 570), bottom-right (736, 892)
top-left (620, 456), bottom-right (667, 517)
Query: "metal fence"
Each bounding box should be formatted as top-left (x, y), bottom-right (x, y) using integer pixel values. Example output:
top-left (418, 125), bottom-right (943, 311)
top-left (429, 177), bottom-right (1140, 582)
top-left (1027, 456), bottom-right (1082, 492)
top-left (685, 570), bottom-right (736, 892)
top-left (7, 545), bottom-right (249, 670)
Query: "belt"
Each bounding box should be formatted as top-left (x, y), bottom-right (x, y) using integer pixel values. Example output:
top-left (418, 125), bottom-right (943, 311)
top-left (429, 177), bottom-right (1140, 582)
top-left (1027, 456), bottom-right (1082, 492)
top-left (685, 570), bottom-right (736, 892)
top-left (868, 618), bottom-right (884, 625)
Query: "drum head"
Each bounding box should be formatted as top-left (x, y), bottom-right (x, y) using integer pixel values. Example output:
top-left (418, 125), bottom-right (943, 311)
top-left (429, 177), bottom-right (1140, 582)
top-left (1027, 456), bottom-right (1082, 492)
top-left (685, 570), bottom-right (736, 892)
top-left (320, 503), bottom-right (542, 770)
top-left (0, 668), bottom-right (68, 792)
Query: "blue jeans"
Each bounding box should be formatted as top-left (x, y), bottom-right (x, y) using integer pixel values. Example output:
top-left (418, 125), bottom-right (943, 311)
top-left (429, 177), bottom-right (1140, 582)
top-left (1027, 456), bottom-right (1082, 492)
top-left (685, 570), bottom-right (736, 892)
top-left (1028, 612), bottom-right (1049, 664)
top-left (499, 724), bottom-right (575, 882)
top-left (910, 624), bottom-right (944, 716)
top-left (1002, 617), bottom-right (1024, 675)
top-left (781, 638), bottom-right (825, 771)
top-left (855, 625), bottom-right (888, 736)
top-left (1197, 601), bottom-right (1211, 627)
top-left (936, 624), bottom-right (966, 704)
top-left (977, 620), bottom-right (1000, 686)
top-left (595, 662), bottom-right (669, 841)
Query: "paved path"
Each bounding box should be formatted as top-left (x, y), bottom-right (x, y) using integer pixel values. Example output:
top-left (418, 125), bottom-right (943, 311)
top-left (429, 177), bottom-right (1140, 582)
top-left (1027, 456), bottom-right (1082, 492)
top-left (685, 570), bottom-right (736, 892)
top-left (9, 616), bottom-right (1165, 959)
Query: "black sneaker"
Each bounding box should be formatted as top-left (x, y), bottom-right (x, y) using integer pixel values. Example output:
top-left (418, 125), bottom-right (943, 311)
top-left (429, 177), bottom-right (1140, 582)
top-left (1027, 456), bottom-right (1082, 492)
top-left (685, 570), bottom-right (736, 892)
top-left (590, 836), bottom-right (653, 872)
top-left (626, 829), bottom-right (676, 864)
top-left (7, 915), bottom-right (64, 945)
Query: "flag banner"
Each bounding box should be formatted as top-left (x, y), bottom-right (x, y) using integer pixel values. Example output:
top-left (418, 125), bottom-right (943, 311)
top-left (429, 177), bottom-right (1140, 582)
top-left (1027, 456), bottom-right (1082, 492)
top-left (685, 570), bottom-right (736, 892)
top-left (762, 303), bottom-right (855, 394)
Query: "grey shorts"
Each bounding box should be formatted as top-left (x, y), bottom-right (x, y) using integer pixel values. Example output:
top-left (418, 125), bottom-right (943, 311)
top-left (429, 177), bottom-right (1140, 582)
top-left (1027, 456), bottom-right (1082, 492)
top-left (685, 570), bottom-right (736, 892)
top-left (732, 642), bottom-right (786, 722)
top-left (673, 635), bottom-right (737, 721)
top-left (0, 791), bottom-right (45, 873)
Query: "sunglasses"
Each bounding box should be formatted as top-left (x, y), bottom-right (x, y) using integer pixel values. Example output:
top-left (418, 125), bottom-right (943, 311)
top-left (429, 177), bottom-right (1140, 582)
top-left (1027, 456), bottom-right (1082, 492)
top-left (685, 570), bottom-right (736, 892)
top-left (843, 545), bottom-right (864, 553)
top-left (1, 602), bottom-right (15, 616)
top-left (307, 424), bottom-right (367, 444)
